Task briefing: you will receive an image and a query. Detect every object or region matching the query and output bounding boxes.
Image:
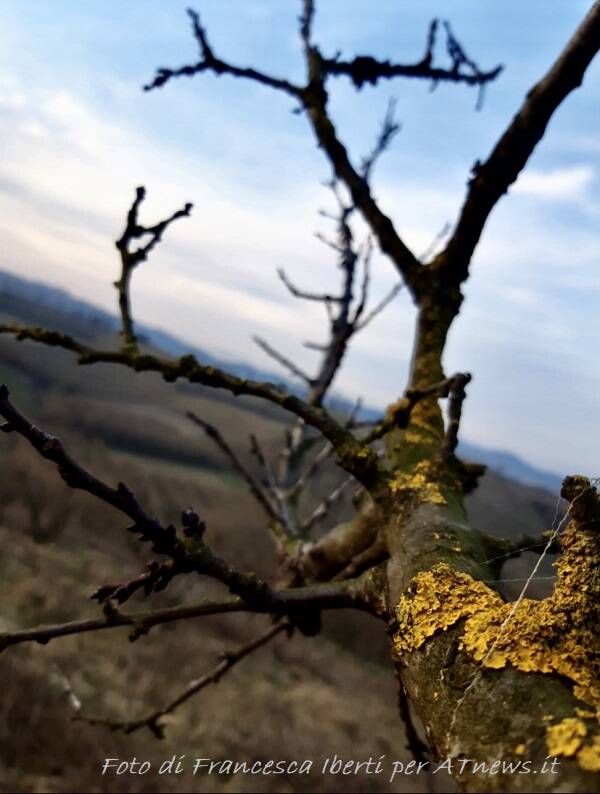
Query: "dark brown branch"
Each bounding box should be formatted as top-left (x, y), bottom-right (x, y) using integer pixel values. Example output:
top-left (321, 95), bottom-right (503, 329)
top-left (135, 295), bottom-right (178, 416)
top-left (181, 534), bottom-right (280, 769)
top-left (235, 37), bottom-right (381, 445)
top-left (0, 384), bottom-right (285, 610)
top-left (0, 578), bottom-right (371, 654)
top-left (438, 1), bottom-right (600, 286)
top-left (442, 372), bottom-right (472, 458)
top-left (186, 410), bottom-right (276, 521)
top-left (271, 189), bottom-right (398, 495)
top-left (0, 331), bottom-right (384, 490)
top-left (362, 375), bottom-right (461, 444)
top-left (144, 9), bottom-right (301, 97)
top-left (91, 559), bottom-right (179, 605)
top-left (321, 20), bottom-right (502, 92)
top-left (74, 620), bottom-right (291, 738)
top-left (299, 0), bottom-right (315, 53)
top-left (300, 61), bottom-right (423, 298)
top-left (0, 598), bottom-right (245, 652)
top-left (114, 186), bottom-right (192, 350)
top-left (277, 267), bottom-right (343, 303)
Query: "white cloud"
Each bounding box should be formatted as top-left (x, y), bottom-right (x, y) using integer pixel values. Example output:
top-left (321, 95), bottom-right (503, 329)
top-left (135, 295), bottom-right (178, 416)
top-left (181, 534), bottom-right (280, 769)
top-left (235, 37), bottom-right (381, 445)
top-left (0, 68), bottom-right (598, 475)
top-left (512, 166), bottom-right (595, 201)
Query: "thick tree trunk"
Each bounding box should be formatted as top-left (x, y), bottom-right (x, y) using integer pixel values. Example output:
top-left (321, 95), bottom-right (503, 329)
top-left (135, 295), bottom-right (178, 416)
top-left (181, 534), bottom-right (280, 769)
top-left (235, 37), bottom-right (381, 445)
top-left (306, 294), bottom-right (599, 792)
top-left (386, 483), bottom-right (599, 792)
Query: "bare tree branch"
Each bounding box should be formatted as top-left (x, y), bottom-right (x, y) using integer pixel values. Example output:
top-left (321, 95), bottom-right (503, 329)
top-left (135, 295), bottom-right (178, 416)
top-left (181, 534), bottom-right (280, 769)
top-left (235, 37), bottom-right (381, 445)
top-left (250, 434), bottom-right (297, 537)
top-left (144, 9), bottom-right (301, 97)
top-left (300, 475), bottom-right (354, 534)
top-left (252, 336), bottom-right (315, 385)
top-left (114, 186), bottom-right (192, 350)
top-left (277, 267), bottom-right (343, 303)
top-left (437, 1), bottom-right (600, 286)
top-left (320, 19), bottom-right (502, 93)
top-left (354, 280), bottom-right (403, 331)
top-left (0, 384), bottom-right (293, 610)
top-left (70, 620), bottom-right (292, 739)
top-left (186, 411), bottom-right (277, 520)
top-left (360, 99), bottom-right (401, 182)
top-left (287, 440), bottom-right (332, 500)
top-left (442, 372), bottom-right (472, 458)
top-left (300, 60), bottom-right (424, 297)
top-left (361, 375), bottom-right (463, 444)
top-left (0, 335), bottom-right (384, 490)
top-left (148, 7), bottom-right (501, 301)
top-left (0, 598), bottom-right (246, 652)
top-left (0, 578), bottom-right (372, 654)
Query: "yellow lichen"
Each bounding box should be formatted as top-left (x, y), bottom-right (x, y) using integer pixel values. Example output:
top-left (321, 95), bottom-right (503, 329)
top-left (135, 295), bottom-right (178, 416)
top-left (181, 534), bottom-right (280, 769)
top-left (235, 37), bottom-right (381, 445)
top-left (393, 510), bottom-right (600, 772)
top-left (394, 564), bottom-right (500, 655)
top-left (546, 718), bottom-right (587, 757)
top-left (577, 735), bottom-right (600, 772)
top-left (389, 460), bottom-right (447, 505)
top-left (546, 718), bottom-right (600, 772)
top-left (576, 708), bottom-right (596, 720)
top-left (403, 429), bottom-right (429, 445)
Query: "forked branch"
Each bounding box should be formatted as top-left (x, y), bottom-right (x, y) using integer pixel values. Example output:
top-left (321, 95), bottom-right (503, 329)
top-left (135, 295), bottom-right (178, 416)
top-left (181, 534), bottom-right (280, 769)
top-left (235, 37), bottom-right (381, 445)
top-left (114, 186), bottom-right (192, 350)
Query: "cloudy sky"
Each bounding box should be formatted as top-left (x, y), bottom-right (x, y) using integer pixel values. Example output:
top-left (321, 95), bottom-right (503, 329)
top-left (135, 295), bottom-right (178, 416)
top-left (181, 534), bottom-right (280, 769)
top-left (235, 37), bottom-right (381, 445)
top-left (0, 1), bottom-right (598, 476)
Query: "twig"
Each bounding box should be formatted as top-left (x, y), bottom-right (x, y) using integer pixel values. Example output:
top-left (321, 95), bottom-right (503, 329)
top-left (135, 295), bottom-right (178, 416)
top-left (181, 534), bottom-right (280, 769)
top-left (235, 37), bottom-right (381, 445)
top-left (144, 9), bottom-right (301, 96)
top-left (277, 268), bottom-right (343, 303)
top-left (73, 620), bottom-right (292, 738)
top-left (354, 280), bottom-right (403, 330)
top-left (0, 579), bottom-right (374, 653)
top-left (287, 441), bottom-right (332, 500)
top-left (0, 335), bottom-right (384, 490)
top-left (253, 336), bottom-right (314, 385)
top-left (300, 475), bottom-right (354, 534)
top-left (362, 375), bottom-right (460, 444)
top-left (250, 434), bottom-right (297, 537)
top-left (361, 99), bottom-right (401, 182)
top-left (0, 384), bottom-right (283, 610)
top-left (187, 411), bottom-right (276, 520)
top-left (114, 186), bottom-right (192, 350)
top-left (321, 20), bottom-right (502, 90)
top-left (442, 372), bottom-right (472, 458)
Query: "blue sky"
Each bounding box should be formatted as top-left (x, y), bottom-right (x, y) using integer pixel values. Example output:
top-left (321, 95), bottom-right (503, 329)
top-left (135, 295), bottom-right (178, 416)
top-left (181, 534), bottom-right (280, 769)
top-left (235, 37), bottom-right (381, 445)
top-left (0, 1), bottom-right (598, 476)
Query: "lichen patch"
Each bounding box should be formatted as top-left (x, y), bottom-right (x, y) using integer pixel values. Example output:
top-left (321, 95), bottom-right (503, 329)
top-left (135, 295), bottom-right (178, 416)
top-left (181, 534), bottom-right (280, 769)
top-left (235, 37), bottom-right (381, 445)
top-left (389, 460), bottom-right (448, 505)
top-left (393, 511), bottom-right (600, 772)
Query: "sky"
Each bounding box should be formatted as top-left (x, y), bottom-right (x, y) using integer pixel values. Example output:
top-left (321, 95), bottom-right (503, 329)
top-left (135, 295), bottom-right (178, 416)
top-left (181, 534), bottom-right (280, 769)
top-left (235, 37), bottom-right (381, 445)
top-left (0, 1), bottom-right (598, 477)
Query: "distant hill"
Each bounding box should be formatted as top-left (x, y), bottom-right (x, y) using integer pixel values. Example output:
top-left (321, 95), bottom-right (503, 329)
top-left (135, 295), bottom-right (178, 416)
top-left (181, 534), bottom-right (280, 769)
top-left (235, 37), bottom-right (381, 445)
top-left (458, 441), bottom-right (562, 493)
top-left (0, 268), bottom-right (563, 493)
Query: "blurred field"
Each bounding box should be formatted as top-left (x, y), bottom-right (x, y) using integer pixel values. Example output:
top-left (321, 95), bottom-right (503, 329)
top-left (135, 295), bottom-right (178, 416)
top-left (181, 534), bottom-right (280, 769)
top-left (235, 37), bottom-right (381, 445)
top-left (0, 295), bottom-right (559, 793)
